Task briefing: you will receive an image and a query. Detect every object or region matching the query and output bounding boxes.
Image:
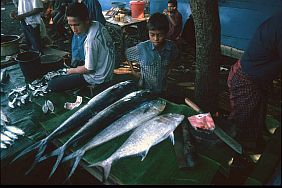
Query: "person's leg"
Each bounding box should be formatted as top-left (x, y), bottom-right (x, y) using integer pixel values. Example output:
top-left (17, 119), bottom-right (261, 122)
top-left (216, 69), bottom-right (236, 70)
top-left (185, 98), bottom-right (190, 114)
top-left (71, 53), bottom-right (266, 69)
top-left (20, 21), bottom-right (42, 52)
top-left (20, 21), bottom-right (32, 49)
top-left (30, 25), bottom-right (42, 52)
top-left (47, 74), bottom-right (89, 92)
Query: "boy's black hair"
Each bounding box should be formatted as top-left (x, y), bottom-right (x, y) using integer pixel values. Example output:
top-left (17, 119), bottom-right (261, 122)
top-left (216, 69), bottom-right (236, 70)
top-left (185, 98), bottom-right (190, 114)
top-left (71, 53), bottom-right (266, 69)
top-left (168, 0), bottom-right (177, 7)
top-left (66, 2), bottom-right (89, 21)
top-left (147, 13), bottom-right (169, 34)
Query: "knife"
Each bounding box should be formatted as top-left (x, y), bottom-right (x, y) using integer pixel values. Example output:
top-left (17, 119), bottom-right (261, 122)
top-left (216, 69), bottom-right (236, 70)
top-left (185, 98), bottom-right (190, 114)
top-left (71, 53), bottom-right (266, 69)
top-left (184, 97), bottom-right (242, 154)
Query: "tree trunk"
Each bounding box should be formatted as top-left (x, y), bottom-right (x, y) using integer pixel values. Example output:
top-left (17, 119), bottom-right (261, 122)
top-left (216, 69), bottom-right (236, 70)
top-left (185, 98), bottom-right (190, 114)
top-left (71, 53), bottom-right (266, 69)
top-left (190, 0), bottom-right (221, 113)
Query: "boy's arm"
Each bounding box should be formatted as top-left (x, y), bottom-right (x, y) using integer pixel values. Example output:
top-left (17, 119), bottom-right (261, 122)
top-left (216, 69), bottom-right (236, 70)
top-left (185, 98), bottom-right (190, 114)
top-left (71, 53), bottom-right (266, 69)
top-left (67, 65), bottom-right (89, 74)
top-left (125, 46), bottom-right (141, 78)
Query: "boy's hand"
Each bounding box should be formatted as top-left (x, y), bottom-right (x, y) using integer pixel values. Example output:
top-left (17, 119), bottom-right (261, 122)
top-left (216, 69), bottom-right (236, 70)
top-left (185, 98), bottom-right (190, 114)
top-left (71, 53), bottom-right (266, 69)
top-left (14, 14), bottom-right (25, 21)
top-left (9, 11), bottom-right (17, 19)
top-left (10, 11), bottom-right (24, 21)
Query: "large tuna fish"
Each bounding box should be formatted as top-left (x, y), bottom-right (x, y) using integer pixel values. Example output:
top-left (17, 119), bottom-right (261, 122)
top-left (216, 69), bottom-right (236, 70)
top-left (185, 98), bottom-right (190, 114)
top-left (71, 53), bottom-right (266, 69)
top-left (62, 99), bottom-right (167, 179)
top-left (11, 80), bottom-right (137, 167)
top-left (39, 90), bottom-right (154, 178)
top-left (89, 113), bottom-right (185, 182)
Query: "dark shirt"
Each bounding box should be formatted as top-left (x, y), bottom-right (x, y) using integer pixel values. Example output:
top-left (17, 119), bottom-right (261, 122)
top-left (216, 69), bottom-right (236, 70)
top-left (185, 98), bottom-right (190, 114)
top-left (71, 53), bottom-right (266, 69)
top-left (240, 11), bottom-right (282, 82)
top-left (81, 0), bottom-right (106, 25)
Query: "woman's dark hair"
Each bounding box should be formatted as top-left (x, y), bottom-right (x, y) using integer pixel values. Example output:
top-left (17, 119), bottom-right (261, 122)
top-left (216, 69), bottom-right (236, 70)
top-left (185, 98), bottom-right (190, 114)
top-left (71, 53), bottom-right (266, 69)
top-left (66, 2), bottom-right (89, 21)
top-left (147, 13), bottom-right (169, 34)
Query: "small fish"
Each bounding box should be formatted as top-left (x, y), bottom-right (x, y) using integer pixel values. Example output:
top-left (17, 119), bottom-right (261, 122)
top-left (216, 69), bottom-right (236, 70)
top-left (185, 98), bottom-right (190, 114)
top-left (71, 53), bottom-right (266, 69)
top-left (1, 133), bottom-right (13, 142)
top-left (1, 142), bottom-right (7, 149)
top-left (1, 110), bottom-right (11, 124)
top-left (46, 100), bottom-right (54, 112)
top-left (8, 97), bottom-right (17, 109)
top-left (5, 126), bottom-right (25, 136)
top-left (3, 131), bottom-right (18, 140)
top-left (42, 102), bottom-right (49, 114)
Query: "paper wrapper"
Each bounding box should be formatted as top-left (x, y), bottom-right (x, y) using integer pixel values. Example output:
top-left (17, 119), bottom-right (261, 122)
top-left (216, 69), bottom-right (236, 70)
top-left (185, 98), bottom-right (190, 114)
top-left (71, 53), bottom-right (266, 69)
top-left (187, 113), bottom-right (215, 131)
top-left (64, 96), bottom-right (82, 110)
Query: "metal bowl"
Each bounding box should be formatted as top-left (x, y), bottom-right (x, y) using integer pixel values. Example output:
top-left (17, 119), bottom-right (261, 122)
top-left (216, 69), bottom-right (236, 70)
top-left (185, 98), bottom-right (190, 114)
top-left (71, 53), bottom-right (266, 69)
top-left (1, 34), bottom-right (21, 57)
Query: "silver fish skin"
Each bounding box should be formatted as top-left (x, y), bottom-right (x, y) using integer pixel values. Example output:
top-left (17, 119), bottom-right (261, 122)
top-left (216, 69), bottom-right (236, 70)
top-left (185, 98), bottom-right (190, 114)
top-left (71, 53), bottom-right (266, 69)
top-left (3, 131), bottom-right (18, 140)
top-left (1, 110), bottom-right (11, 124)
top-left (11, 80), bottom-right (137, 171)
top-left (62, 99), bottom-right (166, 179)
top-left (89, 113), bottom-right (185, 182)
top-left (5, 126), bottom-right (25, 136)
top-left (1, 133), bottom-right (13, 142)
top-left (40, 90), bottom-right (153, 178)
top-left (47, 100), bottom-right (54, 112)
top-left (1, 142), bottom-right (7, 149)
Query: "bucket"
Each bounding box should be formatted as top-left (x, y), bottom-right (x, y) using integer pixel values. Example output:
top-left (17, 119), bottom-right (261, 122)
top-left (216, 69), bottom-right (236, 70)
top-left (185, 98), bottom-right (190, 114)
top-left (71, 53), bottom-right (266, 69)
top-left (1, 34), bottom-right (20, 57)
top-left (40, 54), bottom-right (64, 75)
top-left (130, 1), bottom-right (145, 19)
top-left (16, 51), bottom-right (42, 83)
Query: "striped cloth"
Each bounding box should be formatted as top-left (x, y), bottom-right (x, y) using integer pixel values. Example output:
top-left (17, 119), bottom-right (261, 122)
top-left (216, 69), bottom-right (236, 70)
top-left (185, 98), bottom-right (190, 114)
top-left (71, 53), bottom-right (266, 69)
top-left (227, 60), bottom-right (268, 143)
top-left (126, 40), bottom-right (178, 94)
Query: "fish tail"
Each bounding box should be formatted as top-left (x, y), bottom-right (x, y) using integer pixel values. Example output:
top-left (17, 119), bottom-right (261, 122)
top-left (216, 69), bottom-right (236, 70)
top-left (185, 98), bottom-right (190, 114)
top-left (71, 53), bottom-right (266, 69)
top-left (10, 140), bottom-right (45, 164)
top-left (89, 159), bottom-right (113, 182)
top-left (64, 150), bottom-right (85, 180)
top-left (24, 144), bottom-right (48, 175)
top-left (48, 146), bottom-right (66, 179)
top-left (38, 146), bottom-right (61, 162)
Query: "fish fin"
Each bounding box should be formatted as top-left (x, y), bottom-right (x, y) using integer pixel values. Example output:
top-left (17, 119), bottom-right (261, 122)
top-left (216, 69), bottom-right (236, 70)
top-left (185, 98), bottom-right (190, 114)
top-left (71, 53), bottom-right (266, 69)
top-left (88, 160), bottom-right (112, 183)
top-left (65, 150), bottom-right (85, 180)
top-left (24, 160), bottom-right (39, 175)
top-left (24, 144), bottom-right (48, 175)
top-left (38, 146), bottom-right (61, 162)
top-left (140, 150), bottom-right (149, 161)
top-left (48, 147), bottom-right (66, 179)
top-left (169, 132), bottom-right (175, 145)
top-left (10, 140), bottom-right (45, 164)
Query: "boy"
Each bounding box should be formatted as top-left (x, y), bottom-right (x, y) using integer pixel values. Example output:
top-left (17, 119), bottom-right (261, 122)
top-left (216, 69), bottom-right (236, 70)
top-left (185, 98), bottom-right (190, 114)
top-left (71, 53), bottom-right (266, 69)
top-left (10, 0), bottom-right (43, 52)
top-left (126, 12), bottom-right (179, 95)
top-left (47, 2), bottom-right (115, 93)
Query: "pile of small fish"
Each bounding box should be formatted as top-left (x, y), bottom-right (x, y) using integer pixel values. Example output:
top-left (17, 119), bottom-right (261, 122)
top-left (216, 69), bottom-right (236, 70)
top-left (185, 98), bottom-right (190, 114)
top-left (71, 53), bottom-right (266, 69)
top-left (1, 110), bottom-right (25, 149)
top-left (7, 68), bottom-right (67, 109)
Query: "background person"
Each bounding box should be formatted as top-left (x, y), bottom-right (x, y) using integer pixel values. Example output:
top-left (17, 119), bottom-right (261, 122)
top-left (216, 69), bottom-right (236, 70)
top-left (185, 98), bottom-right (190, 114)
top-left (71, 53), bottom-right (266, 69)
top-left (10, 0), bottom-right (44, 53)
top-left (163, 0), bottom-right (183, 43)
top-left (227, 11), bottom-right (281, 153)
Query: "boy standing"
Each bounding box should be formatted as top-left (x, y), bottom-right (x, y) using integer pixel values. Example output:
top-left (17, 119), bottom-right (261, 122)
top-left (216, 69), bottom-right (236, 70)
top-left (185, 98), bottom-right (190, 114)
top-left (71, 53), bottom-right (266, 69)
top-left (10, 0), bottom-right (43, 52)
top-left (126, 13), bottom-right (179, 95)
